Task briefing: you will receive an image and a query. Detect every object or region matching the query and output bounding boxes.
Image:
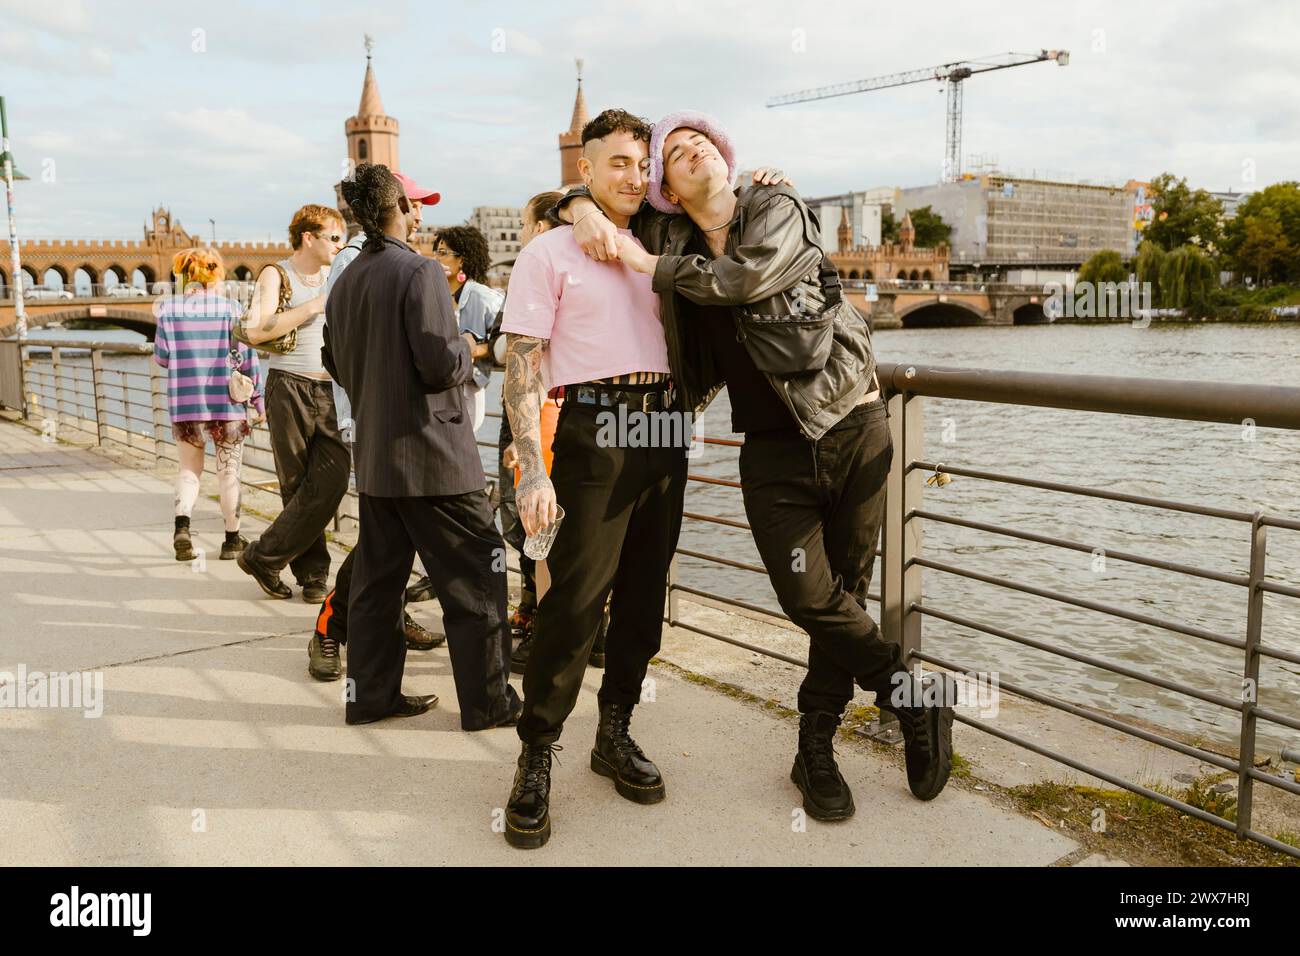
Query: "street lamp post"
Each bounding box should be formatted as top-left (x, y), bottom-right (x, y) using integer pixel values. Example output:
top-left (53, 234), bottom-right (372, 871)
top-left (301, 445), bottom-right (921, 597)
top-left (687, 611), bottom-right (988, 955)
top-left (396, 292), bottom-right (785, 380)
top-left (1, 95), bottom-right (31, 340)
top-left (209, 218), bottom-right (215, 244)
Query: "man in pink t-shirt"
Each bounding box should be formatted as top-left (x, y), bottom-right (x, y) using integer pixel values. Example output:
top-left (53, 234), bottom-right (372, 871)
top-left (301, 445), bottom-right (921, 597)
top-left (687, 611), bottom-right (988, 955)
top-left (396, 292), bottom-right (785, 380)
top-left (497, 109), bottom-right (688, 850)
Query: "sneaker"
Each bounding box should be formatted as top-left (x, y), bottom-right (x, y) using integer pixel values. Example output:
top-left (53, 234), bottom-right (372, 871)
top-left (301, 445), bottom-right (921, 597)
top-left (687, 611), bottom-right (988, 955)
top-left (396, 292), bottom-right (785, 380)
top-left (504, 742), bottom-right (561, 849)
top-left (590, 700), bottom-right (665, 804)
top-left (301, 580), bottom-right (328, 604)
top-left (219, 535), bottom-right (248, 561)
top-left (403, 612), bottom-right (446, 650)
top-left (405, 576), bottom-right (436, 603)
top-left (308, 631), bottom-right (342, 682)
top-left (877, 671), bottom-right (956, 801)
top-left (790, 711), bottom-right (855, 820)
top-left (237, 548), bottom-right (292, 600)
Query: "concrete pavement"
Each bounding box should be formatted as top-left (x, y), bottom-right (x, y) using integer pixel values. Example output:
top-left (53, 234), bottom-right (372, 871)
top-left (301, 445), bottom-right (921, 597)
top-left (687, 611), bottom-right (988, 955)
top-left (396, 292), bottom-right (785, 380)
top-left (0, 418), bottom-right (1085, 865)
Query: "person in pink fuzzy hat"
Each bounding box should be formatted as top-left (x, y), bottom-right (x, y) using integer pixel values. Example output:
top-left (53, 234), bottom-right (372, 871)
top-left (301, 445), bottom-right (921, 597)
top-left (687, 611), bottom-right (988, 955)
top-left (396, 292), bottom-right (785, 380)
top-left (558, 111), bottom-right (957, 821)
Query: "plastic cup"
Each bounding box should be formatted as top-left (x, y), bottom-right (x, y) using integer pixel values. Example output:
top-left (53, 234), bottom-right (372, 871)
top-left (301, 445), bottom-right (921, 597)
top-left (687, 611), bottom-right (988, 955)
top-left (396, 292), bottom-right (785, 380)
top-left (523, 505), bottom-right (565, 561)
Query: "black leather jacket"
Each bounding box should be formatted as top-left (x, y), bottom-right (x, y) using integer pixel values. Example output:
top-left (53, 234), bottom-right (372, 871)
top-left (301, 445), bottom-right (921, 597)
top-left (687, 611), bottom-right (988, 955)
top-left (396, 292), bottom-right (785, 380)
top-left (558, 183), bottom-right (878, 440)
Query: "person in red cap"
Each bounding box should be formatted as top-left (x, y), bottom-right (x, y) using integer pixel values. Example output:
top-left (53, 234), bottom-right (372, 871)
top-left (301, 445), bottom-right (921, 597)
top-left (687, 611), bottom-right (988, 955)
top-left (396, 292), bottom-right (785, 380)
top-left (306, 166), bottom-right (451, 684)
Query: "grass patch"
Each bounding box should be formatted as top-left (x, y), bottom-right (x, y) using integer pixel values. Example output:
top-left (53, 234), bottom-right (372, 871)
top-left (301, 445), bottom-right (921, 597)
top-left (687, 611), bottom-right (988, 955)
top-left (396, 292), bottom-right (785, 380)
top-left (1008, 775), bottom-right (1296, 867)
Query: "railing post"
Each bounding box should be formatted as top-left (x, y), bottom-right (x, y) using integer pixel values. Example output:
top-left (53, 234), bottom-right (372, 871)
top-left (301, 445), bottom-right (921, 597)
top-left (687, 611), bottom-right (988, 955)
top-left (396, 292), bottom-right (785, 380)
top-left (89, 348), bottom-right (105, 446)
top-left (149, 356), bottom-right (167, 464)
top-left (874, 378), bottom-right (925, 742)
top-left (667, 554), bottom-right (680, 627)
top-left (882, 380), bottom-right (925, 663)
top-left (51, 346), bottom-right (65, 436)
top-left (1236, 512), bottom-right (1265, 837)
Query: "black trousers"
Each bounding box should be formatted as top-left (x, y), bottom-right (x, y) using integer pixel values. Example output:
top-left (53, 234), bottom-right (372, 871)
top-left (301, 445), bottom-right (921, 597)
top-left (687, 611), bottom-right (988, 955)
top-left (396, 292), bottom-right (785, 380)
top-left (255, 370), bottom-right (350, 585)
top-left (738, 401), bottom-right (903, 717)
top-left (348, 490), bottom-right (519, 730)
top-left (518, 401), bottom-right (687, 745)
top-left (315, 546), bottom-right (412, 644)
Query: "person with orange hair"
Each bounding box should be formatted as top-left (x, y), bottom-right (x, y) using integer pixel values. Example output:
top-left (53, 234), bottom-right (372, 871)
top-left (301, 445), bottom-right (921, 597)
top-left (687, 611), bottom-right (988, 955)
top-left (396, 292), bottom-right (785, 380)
top-left (154, 246), bottom-right (264, 562)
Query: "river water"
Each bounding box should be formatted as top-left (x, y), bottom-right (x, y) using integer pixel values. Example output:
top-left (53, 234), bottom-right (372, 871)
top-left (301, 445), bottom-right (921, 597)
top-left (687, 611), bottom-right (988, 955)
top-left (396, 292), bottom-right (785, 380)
top-left (21, 323), bottom-right (1300, 753)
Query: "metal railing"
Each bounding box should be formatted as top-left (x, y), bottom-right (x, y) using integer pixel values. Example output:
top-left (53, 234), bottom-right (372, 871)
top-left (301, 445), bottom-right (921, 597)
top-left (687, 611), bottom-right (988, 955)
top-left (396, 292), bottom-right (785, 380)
top-left (6, 337), bottom-right (1300, 859)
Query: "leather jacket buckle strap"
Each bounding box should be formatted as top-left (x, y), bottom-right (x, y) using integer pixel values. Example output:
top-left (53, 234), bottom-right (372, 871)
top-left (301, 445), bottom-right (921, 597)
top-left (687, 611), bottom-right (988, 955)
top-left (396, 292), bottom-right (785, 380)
top-left (571, 384), bottom-right (673, 413)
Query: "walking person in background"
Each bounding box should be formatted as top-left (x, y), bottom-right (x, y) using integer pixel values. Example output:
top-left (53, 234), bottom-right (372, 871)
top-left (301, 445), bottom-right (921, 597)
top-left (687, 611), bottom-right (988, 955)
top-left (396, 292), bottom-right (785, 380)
top-left (237, 204), bottom-right (348, 603)
top-left (154, 247), bottom-right (264, 563)
top-left (432, 226), bottom-right (500, 431)
top-left (309, 171), bottom-right (446, 682)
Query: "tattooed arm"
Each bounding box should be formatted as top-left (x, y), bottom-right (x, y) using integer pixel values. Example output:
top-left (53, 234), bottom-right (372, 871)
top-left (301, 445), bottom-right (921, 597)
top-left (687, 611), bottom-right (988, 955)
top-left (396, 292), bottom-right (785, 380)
top-left (503, 333), bottom-right (556, 535)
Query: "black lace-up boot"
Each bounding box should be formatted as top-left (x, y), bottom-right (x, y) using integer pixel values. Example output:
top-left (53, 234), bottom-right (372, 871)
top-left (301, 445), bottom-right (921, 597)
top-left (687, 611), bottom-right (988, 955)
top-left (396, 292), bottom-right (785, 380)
top-left (505, 742), bottom-right (561, 849)
top-left (590, 701), bottom-right (665, 804)
top-left (791, 710), bottom-right (854, 821)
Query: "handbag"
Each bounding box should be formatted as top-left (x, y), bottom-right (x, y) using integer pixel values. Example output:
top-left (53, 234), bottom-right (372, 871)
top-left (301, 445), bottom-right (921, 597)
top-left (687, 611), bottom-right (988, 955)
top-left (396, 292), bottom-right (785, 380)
top-left (227, 317), bottom-right (255, 405)
top-left (232, 263), bottom-right (298, 355)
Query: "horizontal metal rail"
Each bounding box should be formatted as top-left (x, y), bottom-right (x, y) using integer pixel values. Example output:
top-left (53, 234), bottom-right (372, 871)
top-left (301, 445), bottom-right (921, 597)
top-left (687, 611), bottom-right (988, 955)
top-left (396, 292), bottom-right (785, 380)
top-left (876, 361), bottom-right (1300, 431)
top-left (910, 459), bottom-right (1254, 523)
top-left (910, 508), bottom-right (1249, 587)
top-left (913, 602), bottom-right (1243, 712)
top-left (912, 555), bottom-right (1245, 651)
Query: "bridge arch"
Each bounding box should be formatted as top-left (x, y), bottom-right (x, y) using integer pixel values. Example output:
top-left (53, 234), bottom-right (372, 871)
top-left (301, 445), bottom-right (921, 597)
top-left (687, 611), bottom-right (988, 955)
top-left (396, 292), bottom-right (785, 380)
top-left (102, 265), bottom-right (127, 288)
top-left (1012, 301), bottom-right (1050, 325)
top-left (20, 266), bottom-right (39, 291)
top-left (131, 265), bottom-right (156, 289)
top-left (231, 265), bottom-right (254, 282)
top-left (0, 266), bottom-right (7, 296)
top-left (864, 270), bottom-right (874, 281)
top-left (896, 299), bottom-right (987, 328)
top-left (73, 265), bottom-right (99, 295)
top-left (848, 269), bottom-right (860, 280)
top-left (42, 265), bottom-right (69, 290)
top-left (37, 306), bottom-right (158, 340)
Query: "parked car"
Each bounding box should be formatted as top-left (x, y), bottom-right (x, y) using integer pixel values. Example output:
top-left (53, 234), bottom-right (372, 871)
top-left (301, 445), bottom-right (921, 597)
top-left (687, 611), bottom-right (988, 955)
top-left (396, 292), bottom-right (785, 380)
top-left (105, 285), bottom-right (148, 298)
top-left (23, 287), bottom-right (74, 300)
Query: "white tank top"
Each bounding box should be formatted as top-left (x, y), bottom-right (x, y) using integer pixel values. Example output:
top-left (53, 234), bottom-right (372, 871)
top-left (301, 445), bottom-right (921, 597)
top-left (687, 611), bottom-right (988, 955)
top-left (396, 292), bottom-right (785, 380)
top-left (267, 258), bottom-right (329, 379)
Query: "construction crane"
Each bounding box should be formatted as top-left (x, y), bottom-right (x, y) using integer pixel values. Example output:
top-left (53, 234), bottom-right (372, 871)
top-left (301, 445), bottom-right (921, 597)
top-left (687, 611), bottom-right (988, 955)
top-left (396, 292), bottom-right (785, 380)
top-left (767, 50), bottom-right (1069, 182)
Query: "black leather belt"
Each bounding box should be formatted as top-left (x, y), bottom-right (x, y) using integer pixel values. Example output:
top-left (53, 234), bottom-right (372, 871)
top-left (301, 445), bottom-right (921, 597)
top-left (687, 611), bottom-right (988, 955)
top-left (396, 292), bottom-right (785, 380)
top-left (569, 383), bottom-right (675, 413)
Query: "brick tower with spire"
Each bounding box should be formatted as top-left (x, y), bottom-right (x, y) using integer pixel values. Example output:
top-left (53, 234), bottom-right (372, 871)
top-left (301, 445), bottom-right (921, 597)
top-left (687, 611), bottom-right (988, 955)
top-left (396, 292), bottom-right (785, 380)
top-left (558, 59), bottom-right (589, 188)
top-left (337, 35), bottom-right (401, 230)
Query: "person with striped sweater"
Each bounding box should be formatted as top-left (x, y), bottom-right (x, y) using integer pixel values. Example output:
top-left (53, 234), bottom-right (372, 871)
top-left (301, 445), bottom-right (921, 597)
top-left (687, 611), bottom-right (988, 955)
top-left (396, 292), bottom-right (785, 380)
top-left (153, 247), bottom-right (264, 563)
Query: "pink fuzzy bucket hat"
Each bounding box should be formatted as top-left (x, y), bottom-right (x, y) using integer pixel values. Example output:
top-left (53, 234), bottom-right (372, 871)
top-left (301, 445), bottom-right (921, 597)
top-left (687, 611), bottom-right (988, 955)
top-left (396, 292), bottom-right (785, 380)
top-left (647, 110), bottom-right (738, 214)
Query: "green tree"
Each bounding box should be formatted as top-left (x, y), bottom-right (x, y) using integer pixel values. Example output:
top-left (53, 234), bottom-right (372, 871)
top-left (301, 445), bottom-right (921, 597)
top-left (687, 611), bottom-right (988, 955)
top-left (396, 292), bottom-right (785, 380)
top-left (1134, 240), bottom-right (1165, 303)
top-left (1078, 249), bottom-right (1128, 287)
top-left (880, 209), bottom-right (898, 244)
top-left (1223, 182), bottom-right (1300, 283)
top-left (1145, 172), bottom-right (1226, 252)
top-left (1235, 211), bottom-right (1292, 285)
top-left (1159, 245), bottom-right (1216, 310)
top-left (907, 205), bottom-right (951, 248)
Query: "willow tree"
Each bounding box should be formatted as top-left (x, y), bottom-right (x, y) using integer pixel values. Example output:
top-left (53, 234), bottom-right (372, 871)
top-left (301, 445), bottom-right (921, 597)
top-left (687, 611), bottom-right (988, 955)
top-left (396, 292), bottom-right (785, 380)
top-left (1133, 240), bottom-right (1165, 304)
top-left (1158, 245), bottom-right (1215, 310)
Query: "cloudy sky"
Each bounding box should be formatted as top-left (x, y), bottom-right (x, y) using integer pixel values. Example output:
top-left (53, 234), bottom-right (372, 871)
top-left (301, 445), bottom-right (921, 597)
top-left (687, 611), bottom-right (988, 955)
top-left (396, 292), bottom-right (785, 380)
top-left (2, 0), bottom-right (1295, 242)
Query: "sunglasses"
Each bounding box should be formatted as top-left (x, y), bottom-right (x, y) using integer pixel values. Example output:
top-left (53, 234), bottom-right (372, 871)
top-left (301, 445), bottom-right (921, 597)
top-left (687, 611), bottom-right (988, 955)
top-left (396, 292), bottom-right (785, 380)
top-left (316, 232), bottom-right (344, 244)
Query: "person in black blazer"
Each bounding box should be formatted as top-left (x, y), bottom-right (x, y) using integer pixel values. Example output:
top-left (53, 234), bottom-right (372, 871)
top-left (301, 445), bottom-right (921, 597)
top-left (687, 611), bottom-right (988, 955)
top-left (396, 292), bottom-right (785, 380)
top-left (323, 162), bottom-right (521, 730)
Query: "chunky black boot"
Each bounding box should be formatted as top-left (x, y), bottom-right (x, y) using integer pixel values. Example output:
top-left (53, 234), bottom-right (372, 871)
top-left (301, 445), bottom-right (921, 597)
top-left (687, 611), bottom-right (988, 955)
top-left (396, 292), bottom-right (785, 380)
top-left (505, 743), bottom-right (561, 849)
top-left (877, 670), bottom-right (956, 801)
top-left (590, 700), bottom-right (665, 804)
top-left (173, 516), bottom-right (196, 562)
top-left (791, 711), bottom-right (855, 821)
